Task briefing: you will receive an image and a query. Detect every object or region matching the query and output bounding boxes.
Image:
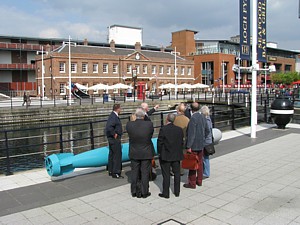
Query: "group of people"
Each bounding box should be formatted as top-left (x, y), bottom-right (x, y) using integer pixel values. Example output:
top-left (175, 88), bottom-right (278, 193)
top-left (105, 101), bottom-right (213, 199)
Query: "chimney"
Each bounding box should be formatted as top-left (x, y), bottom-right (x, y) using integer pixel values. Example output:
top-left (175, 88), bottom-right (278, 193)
top-left (46, 44), bottom-right (51, 53)
top-left (135, 42), bottom-right (141, 51)
top-left (110, 39), bottom-right (115, 51)
top-left (83, 38), bottom-right (88, 46)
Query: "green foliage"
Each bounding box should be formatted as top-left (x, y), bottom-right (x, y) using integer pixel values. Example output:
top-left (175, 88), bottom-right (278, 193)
top-left (271, 72), bottom-right (300, 85)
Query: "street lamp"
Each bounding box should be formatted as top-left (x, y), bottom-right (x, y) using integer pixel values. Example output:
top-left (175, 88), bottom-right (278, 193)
top-left (221, 61), bottom-right (226, 95)
top-left (171, 47), bottom-right (180, 99)
top-left (236, 57), bottom-right (241, 91)
top-left (36, 46), bottom-right (48, 100)
top-left (63, 36), bottom-right (76, 102)
top-left (132, 67), bottom-right (137, 102)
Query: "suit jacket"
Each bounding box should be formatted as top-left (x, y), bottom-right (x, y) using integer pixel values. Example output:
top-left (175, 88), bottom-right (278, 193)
top-left (126, 119), bottom-right (155, 160)
top-left (144, 108), bottom-right (155, 121)
top-left (186, 112), bottom-right (209, 151)
top-left (105, 112), bottom-right (123, 138)
top-left (157, 123), bottom-right (184, 162)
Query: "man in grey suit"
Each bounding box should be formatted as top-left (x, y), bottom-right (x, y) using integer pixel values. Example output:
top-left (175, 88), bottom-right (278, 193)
top-left (158, 113), bottom-right (184, 198)
top-left (126, 108), bottom-right (155, 198)
top-left (184, 102), bottom-right (209, 189)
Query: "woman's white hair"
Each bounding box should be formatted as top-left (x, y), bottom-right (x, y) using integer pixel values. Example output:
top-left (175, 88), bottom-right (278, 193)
top-left (200, 105), bottom-right (210, 116)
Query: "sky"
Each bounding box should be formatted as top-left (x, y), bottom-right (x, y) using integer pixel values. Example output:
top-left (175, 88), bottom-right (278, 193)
top-left (0, 0), bottom-right (299, 51)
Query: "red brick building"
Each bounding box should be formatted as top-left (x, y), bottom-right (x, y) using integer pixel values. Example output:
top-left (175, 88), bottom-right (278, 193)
top-left (171, 30), bottom-right (299, 89)
top-left (36, 41), bottom-right (194, 98)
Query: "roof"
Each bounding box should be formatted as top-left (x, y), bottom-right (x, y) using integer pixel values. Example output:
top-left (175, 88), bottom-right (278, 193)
top-left (108, 24), bottom-right (142, 30)
top-left (55, 45), bottom-right (191, 62)
top-left (172, 29), bottom-right (198, 34)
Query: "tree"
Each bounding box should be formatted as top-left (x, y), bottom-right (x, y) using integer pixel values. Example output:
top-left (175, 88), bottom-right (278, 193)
top-left (271, 72), bottom-right (300, 85)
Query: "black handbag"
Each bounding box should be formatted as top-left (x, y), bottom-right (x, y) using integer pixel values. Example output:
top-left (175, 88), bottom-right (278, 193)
top-left (204, 143), bottom-right (215, 155)
top-left (204, 128), bottom-right (215, 156)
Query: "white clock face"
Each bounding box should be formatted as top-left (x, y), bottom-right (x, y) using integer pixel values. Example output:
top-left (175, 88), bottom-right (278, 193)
top-left (135, 53), bottom-right (140, 60)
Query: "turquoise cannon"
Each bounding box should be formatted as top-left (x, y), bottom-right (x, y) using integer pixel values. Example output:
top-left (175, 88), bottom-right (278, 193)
top-left (45, 138), bottom-right (158, 177)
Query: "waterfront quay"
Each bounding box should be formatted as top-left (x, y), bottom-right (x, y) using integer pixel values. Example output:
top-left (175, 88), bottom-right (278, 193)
top-left (0, 123), bottom-right (300, 225)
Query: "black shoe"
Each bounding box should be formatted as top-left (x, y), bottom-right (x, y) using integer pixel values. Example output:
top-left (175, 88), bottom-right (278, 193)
top-left (142, 192), bottom-right (151, 198)
top-left (112, 174), bottom-right (124, 179)
top-left (175, 193), bottom-right (180, 197)
top-left (132, 193), bottom-right (137, 197)
top-left (158, 193), bottom-right (169, 199)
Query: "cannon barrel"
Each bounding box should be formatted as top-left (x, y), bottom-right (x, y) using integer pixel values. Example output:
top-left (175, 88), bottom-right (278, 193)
top-left (45, 138), bottom-right (158, 177)
top-left (46, 128), bottom-right (222, 177)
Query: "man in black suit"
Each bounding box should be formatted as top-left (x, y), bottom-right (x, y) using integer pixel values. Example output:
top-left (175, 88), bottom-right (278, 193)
top-left (126, 108), bottom-right (155, 198)
top-left (105, 104), bottom-right (123, 179)
top-left (157, 113), bottom-right (184, 198)
top-left (141, 102), bottom-right (159, 121)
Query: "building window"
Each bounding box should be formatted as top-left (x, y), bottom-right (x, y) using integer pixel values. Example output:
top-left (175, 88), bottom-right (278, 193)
top-left (135, 65), bottom-right (140, 74)
top-left (93, 64), bottom-right (98, 73)
top-left (113, 64), bottom-right (118, 73)
top-left (127, 64), bottom-right (132, 74)
top-left (285, 64), bottom-right (291, 72)
top-left (152, 65), bottom-right (156, 74)
top-left (82, 63), bottom-right (88, 73)
top-left (181, 67), bottom-right (185, 75)
top-left (167, 66), bottom-right (171, 75)
top-left (143, 65), bottom-right (148, 74)
top-left (59, 83), bottom-right (65, 94)
top-left (159, 66), bottom-right (164, 74)
top-left (103, 63), bottom-right (108, 73)
top-left (187, 67), bottom-right (192, 75)
top-left (71, 63), bottom-right (77, 73)
top-left (59, 62), bottom-right (65, 73)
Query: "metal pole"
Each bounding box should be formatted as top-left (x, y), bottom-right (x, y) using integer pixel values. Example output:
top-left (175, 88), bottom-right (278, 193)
top-left (174, 47), bottom-right (178, 99)
top-left (222, 61), bottom-right (225, 95)
top-left (251, 0), bottom-right (258, 138)
top-left (68, 35), bottom-right (72, 103)
top-left (41, 45), bottom-right (44, 100)
top-left (264, 63), bottom-right (267, 93)
top-left (238, 58), bottom-right (241, 91)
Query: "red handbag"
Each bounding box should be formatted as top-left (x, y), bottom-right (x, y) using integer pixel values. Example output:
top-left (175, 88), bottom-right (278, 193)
top-left (182, 153), bottom-right (199, 170)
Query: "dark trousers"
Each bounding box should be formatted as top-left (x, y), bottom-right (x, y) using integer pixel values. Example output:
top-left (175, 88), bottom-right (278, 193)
top-left (107, 137), bottom-right (122, 175)
top-left (188, 150), bottom-right (203, 188)
top-left (131, 159), bottom-right (151, 195)
top-left (160, 160), bottom-right (181, 197)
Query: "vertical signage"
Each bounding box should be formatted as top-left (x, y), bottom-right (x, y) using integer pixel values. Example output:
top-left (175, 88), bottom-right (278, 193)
top-left (257, 0), bottom-right (267, 62)
top-left (240, 0), bottom-right (251, 60)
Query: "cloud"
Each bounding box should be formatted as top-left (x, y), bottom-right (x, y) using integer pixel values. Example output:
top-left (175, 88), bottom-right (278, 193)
top-left (0, 0), bottom-right (299, 50)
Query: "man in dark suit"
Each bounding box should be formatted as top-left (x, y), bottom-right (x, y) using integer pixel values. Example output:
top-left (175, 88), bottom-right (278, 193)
top-left (141, 102), bottom-right (159, 121)
top-left (157, 113), bottom-right (184, 198)
top-left (184, 102), bottom-right (209, 189)
top-left (105, 104), bottom-right (123, 179)
top-left (126, 108), bottom-right (155, 198)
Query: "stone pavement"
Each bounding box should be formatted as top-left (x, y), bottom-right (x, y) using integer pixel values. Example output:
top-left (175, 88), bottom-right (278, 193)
top-left (0, 123), bottom-right (300, 225)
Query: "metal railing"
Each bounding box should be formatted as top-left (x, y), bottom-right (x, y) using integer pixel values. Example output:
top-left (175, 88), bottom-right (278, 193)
top-left (1, 95), bottom-right (299, 176)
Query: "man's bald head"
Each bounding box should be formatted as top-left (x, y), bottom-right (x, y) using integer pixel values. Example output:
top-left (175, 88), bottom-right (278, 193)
top-left (191, 102), bottom-right (200, 113)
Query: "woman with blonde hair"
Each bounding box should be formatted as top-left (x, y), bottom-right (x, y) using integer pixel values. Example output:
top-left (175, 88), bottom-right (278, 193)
top-left (200, 105), bottom-right (213, 178)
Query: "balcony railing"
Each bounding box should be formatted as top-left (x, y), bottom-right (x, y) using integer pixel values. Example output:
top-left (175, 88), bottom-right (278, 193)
top-left (0, 63), bottom-right (36, 70)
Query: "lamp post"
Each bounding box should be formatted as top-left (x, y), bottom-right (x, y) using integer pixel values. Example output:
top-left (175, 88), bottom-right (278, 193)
top-left (172, 47), bottom-right (179, 99)
top-left (132, 67), bottom-right (137, 102)
top-left (221, 61), bottom-right (226, 95)
top-left (251, 0), bottom-right (258, 139)
top-left (36, 46), bottom-right (48, 100)
top-left (237, 57), bottom-right (241, 91)
top-left (63, 36), bottom-right (76, 103)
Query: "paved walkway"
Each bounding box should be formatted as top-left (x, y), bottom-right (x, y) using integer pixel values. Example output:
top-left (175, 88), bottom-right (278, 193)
top-left (0, 123), bottom-right (300, 225)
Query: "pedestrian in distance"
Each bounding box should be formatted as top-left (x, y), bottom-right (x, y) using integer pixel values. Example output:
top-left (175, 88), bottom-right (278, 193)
top-left (184, 102), bottom-right (209, 189)
top-left (105, 104), bottom-right (123, 179)
top-left (22, 92), bottom-right (27, 106)
top-left (157, 113), bottom-right (184, 198)
top-left (200, 105), bottom-right (213, 178)
top-left (126, 108), bottom-right (155, 198)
